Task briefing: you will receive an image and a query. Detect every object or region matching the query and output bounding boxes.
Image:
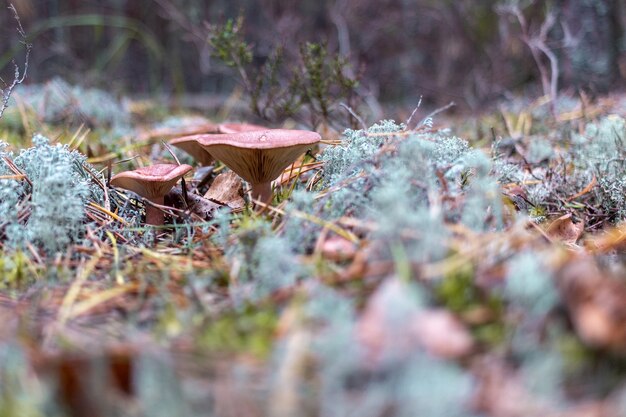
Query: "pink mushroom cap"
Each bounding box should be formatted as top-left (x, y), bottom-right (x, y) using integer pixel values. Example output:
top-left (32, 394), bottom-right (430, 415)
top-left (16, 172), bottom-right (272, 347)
top-left (110, 163), bottom-right (193, 201)
top-left (195, 129), bottom-right (321, 185)
top-left (169, 136), bottom-right (215, 166)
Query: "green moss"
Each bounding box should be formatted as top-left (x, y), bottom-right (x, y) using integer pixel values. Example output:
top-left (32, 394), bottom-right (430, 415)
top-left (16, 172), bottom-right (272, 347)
top-left (198, 304), bottom-right (278, 358)
top-left (436, 265), bottom-right (478, 313)
top-left (0, 251), bottom-right (33, 289)
top-left (436, 264), bottom-right (505, 345)
top-left (474, 322), bottom-right (506, 346)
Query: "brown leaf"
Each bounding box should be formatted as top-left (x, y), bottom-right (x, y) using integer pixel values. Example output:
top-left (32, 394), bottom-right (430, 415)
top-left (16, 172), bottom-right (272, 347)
top-left (167, 186), bottom-right (221, 219)
top-left (473, 359), bottom-right (552, 417)
top-left (545, 213), bottom-right (584, 246)
top-left (585, 221), bottom-right (626, 253)
top-left (557, 256), bottom-right (626, 352)
top-left (204, 172), bottom-right (245, 210)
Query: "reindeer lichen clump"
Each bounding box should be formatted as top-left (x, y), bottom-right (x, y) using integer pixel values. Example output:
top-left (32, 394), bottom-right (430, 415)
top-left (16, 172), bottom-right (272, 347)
top-left (0, 135), bottom-right (104, 254)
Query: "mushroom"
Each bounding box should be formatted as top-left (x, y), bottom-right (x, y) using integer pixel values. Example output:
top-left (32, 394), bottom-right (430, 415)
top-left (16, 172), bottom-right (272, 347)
top-left (217, 122), bottom-right (267, 134)
top-left (168, 136), bottom-right (214, 166)
top-left (196, 129), bottom-right (321, 205)
top-left (110, 163), bottom-right (193, 225)
top-left (169, 123), bottom-right (267, 165)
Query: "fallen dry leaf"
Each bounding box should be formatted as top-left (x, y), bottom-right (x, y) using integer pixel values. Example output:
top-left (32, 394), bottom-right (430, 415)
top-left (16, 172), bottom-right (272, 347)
top-left (357, 279), bottom-right (418, 366)
top-left (204, 172), bottom-right (245, 210)
top-left (545, 213), bottom-right (584, 246)
top-left (167, 186), bottom-right (221, 219)
top-left (585, 221), bottom-right (626, 253)
top-left (557, 256), bottom-right (626, 352)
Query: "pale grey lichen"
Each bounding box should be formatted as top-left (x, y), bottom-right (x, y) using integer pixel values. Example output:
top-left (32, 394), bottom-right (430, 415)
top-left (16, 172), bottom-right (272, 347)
top-left (0, 344), bottom-right (56, 416)
top-left (504, 251), bottom-right (559, 318)
top-left (520, 348), bottom-right (565, 405)
top-left (299, 281), bottom-right (475, 417)
top-left (572, 115), bottom-right (626, 220)
top-left (312, 120), bottom-right (505, 266)
top-left (320, 120), bottom-right (404, 188)
top-left (457, 150), bottom-right (504, 231)
top-left (0, 134), bottom-right (107, 255)
top-left (209, 207), bottom-right (234, 248)
top-left (227, 218), bottom-right (306, 302)
top-left (2, 78), bottom-right (134, 148)
top-left (526, 136), bottom-right (554, 164)
top-left (281, 189), bottom-right (320, 253)
top-left (14, 77), bottom-right (130, 128)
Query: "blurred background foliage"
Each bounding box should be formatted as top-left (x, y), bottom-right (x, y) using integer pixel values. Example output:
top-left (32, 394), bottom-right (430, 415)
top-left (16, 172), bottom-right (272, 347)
top-left (0, 0), bottom-right (624, 113)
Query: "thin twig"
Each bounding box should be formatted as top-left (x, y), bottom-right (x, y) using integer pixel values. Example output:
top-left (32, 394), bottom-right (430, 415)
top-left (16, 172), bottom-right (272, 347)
top-left (417, 101), bottom-right (456, 128)
top-left (339, 103), bottom-right (367, 131)
top-left (405, 96), bottom-right (423, 129)
top-left (0, 4), bottom-right (32, 119)
top-left (162, 140), bottom-right (182, 165)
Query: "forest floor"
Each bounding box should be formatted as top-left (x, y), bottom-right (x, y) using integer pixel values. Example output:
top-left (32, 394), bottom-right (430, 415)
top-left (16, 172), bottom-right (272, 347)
top-left (1, 79), bottom-right (626, 417)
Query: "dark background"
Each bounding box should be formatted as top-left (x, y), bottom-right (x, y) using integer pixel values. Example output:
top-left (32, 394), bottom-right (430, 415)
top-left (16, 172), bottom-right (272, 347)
top-left (1, 0), bottom-right (624, 113)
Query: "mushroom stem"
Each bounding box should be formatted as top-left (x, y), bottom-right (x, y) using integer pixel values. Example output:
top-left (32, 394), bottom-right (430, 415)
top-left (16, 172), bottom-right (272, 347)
top-left (251, 181), bottom-right (273, 207)
top-left (145, 196), bottom-right (165, 226)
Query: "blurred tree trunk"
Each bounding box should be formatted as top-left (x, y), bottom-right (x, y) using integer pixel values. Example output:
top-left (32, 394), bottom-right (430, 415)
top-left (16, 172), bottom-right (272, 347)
top-left (560, 0), bottom-right (623, 93)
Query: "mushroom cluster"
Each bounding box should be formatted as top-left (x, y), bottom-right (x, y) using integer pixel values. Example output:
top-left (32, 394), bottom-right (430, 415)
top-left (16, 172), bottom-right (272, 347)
top-left (109, 124), bottom-right (320, 225)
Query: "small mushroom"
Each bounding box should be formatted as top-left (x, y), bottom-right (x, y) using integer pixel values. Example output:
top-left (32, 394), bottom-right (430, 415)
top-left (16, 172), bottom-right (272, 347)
top-left (169, 123), bottom-right (266, 165)
top-left (196, 129), bottom-right (321, 205)
top-left (110, 163), bottom-right (193, 225)
top-left (217, 122), bottom-right (267, 134)
top-left (168, 136), bottom-right (214, 166)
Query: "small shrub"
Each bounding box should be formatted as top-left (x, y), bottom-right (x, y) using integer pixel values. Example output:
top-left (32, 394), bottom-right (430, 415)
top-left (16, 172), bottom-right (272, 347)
top-left (207, 17), bottom-right (361, 129)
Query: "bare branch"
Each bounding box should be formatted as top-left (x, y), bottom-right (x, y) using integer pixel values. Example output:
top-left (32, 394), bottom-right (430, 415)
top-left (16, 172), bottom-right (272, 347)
top-left (417, 101), bottom-right (456, 129)
top-left (496, 4), bottom-right (559, 116)
top-left (339, 102), bottom-right (367, 131)
top-left (0, 4), bottom-right (32, 119)
top-left (405, 96), bottom-right (423, 129)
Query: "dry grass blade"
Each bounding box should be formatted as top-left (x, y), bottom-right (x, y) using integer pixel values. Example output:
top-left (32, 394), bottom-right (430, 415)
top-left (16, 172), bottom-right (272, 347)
top-left (64, 283), bottom-right (139, 319)
top-left (58, 254), bottom-right (102, 325)
top-left (2, 155), bottom-right (31, 186)
top-left (0, 173), bottom-right (25, 180)
top-left (87, 202), bottom-right (128, 226)
top-left (566, 175), bottom-right (597, 201)
top-left (258, 201), bottom-right (359, 243)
